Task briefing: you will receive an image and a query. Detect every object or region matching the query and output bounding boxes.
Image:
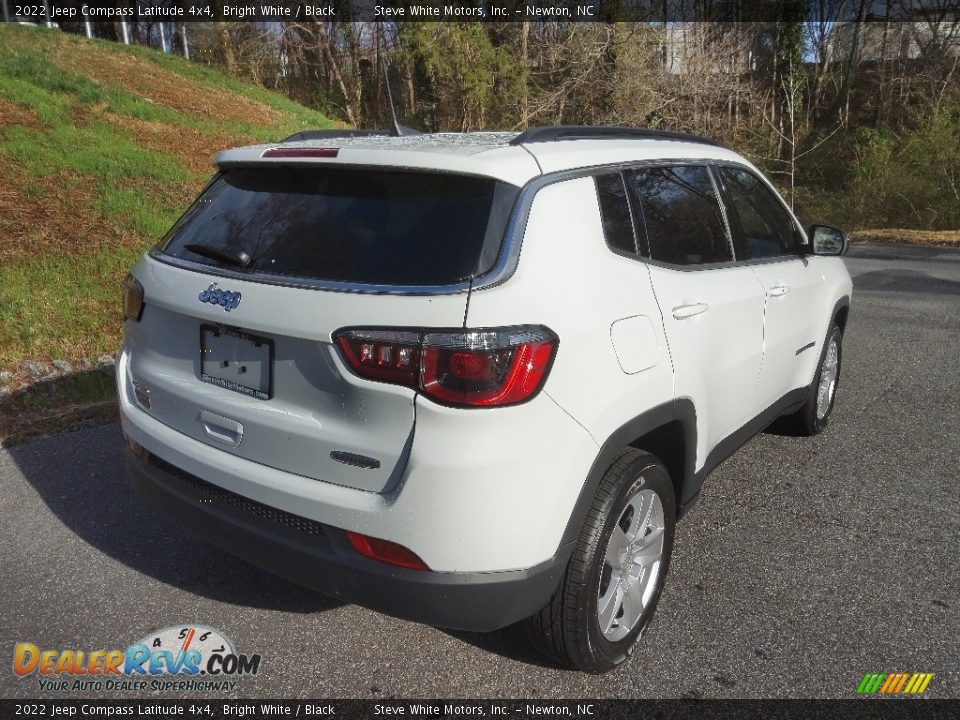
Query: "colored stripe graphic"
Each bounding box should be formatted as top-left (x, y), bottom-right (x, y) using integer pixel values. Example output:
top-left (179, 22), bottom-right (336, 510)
top-left (893, 673), bottom-right (909, 693)
top-left (858, 673), bottom-right (933, 695)
top-left (857, 674), bottom-right (881, 694)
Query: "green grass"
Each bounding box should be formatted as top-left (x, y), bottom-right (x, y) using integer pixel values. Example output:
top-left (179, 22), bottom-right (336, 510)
top-left (0, 246), bottom-right (144, 364)
top-left (0, 22), bottom-right (335, 427)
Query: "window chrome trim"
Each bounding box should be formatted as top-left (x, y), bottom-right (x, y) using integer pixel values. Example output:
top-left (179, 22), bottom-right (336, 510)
top-left (146, 250), bottom-right (474, 296)
top-left (473, 158), bottom-right (737, 289)
top-left (494, 158), bottom-right (809, 277)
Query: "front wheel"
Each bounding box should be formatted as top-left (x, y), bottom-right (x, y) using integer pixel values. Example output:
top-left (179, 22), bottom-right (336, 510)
top-left (524, 449), bottom-right (676, 673)
top-left (789, 323), bottom-right (843, 436)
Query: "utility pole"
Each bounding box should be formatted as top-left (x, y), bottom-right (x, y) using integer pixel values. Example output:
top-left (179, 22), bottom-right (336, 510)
top-left (180, 23), bottom-right (190, 60)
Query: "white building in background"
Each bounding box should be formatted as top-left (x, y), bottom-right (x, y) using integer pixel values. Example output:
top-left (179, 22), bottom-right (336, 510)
top-left (827, 16), bottom-right (960, 62)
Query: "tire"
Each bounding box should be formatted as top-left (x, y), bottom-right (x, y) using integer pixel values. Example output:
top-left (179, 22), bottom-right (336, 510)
top-left (789, 323), bottom-right (843, 436)
top-left (524, 449), bottom-right (676, 673)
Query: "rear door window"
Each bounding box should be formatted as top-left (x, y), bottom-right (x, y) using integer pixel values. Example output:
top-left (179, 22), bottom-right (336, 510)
top-left (625, 165), bottom-right (732, 265)
top-left (719, 166), bottom-right (798, 259)
top-left (160, 167), bottom-right (518, 287)
top-left (594, 173), bottom-right (637, 255)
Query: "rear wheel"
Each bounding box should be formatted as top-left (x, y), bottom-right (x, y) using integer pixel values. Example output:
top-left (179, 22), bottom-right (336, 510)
top-left (525, 449), bottom-right (675, 673)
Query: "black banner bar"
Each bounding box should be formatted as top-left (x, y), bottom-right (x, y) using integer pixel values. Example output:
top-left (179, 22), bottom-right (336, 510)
top-left (6, 0), bottom-right (960, 24)
top-left (2, 699), bottom-right (960, 719)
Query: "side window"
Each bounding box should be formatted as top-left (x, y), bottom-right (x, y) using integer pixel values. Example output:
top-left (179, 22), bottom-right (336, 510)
top-left (594, 173), bottom-right (637, 255)
top-left (625, 165), bottom-right (732, 265)
top-left (719, 166), bottom-right (798, 259)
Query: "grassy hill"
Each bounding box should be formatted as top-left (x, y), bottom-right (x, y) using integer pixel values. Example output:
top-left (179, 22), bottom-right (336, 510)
top-left (0, 24), bottom-right (334, 443)
top-left (0, 23), bottom-right (334, 372)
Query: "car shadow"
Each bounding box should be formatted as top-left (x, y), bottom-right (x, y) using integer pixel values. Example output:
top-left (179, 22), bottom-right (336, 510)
top-left (5, 419), bottom-right (342, 613)
top-left (762, 415), bottom-right (806, 438)
top-left (442, 624), bottom-right (566, 670)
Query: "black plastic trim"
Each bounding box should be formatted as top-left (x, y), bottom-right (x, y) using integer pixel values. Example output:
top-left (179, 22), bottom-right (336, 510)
top-left (127, 449), bottom-right (572, 632)
top-left (685, 297), bottom-right (850, 498)
top-left (695, 388), bottom-right (808, 486)
top-left (561, 386), bottom-right (820, 545)
top-left (798, 295), bottom-right (851, 406)
top-left (831, 296), bottom-right (851, 326)
top-left (559, 399), bottom-right (697, 546)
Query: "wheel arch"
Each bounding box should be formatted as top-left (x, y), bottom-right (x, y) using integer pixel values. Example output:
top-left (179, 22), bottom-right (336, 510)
top-left (558, 400), bottom-right (698, 549)
top-left (833, 297), bottom-right (850, 334)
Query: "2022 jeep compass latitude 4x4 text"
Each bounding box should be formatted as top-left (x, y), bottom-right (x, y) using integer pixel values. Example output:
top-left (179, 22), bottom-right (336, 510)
top-left (119, 126), bottom-right (852, 673)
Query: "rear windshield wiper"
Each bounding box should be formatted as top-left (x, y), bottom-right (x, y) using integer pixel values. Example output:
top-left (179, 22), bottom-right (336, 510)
top-left (184, 243), bottom-right (251, 268)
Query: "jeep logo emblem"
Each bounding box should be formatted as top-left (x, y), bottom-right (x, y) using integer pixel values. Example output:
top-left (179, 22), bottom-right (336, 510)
top-left (198, 283), bottom-right (241, 312)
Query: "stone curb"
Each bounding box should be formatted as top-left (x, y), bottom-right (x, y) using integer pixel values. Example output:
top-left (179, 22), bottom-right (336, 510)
top-left (0, 355), bottom-right (117, 400)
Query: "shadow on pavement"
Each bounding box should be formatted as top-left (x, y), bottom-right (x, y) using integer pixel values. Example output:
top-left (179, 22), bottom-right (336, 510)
top-left (8, 422), bottom-right (570, 667)
top-left (7, 423), bottom-right (342, 613)
top-left (443, 624), bottom-right (565, 671)
top-left (852, 268), bottom-right (960, 294)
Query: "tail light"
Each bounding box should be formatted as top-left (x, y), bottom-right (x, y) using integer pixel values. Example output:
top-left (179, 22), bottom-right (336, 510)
top-left (122, 273), bottom-right (144, 322)
top-left (334, 326), bottom-right (558, 408)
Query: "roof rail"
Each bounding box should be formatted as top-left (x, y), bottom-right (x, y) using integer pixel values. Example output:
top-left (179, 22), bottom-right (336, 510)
top-left (280, 129), bottom-right (389, 143)
top-left (510, 125), bottom-right (727, 148)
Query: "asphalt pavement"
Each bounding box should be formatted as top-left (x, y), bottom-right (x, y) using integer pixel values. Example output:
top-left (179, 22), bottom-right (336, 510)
top-left (1, 243), bottom-right (958, 699)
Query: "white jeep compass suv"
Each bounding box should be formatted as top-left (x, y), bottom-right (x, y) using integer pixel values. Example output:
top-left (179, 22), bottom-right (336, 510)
top-left (119, 126), bottom-right (852, 673)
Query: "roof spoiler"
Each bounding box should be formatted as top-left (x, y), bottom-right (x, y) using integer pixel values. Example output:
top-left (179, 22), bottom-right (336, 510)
top-left (510, 125), bottom-right (727, 148)
top-left (280, 129), bottom-right (389, 143)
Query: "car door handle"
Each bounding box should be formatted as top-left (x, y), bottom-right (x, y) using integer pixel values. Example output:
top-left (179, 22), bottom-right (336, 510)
top-left (672, 302), bottom-right (709, 319)
top-left (768, 284), bottom-right (791, 297)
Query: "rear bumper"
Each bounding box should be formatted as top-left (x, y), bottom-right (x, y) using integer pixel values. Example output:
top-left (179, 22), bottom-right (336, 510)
top-left (125, 448), bottom-right (570, 632)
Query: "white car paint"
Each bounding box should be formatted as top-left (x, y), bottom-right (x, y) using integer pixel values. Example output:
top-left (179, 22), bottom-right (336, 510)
top-left (119, 130), bottom-right (853, 581)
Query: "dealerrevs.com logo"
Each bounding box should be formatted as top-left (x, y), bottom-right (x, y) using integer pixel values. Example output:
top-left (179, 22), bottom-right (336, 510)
top-left (13, 625), bottom-right (262, 692)
top-left (857, 672), bottom-right (935, 696)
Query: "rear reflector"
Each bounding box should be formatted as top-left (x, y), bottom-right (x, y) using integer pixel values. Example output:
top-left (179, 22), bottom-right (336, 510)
top-left (261, 147), bottom-right (339, 159)
top-left (334, 326), bottom-right (558, 408)
top-left (346, 531), bottom-right (430, 571)
top-left (126, 436), bottom-right (147, 458)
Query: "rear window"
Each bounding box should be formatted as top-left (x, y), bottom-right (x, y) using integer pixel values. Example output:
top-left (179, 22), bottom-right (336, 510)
top-left (160, 167), bottom-right (519, 286)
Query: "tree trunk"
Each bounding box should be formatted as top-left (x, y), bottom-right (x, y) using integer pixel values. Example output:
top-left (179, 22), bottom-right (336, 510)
top-left (519, 23), bottom-right (529, 126)
top-left (216, 23), bottom-right (237, 75)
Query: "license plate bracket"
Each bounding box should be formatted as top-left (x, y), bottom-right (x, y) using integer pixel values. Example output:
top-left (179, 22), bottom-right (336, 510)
top-left (200, 324), bottom-right (273, 400)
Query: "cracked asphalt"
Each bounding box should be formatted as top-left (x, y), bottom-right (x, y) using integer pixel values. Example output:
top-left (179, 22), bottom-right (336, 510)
top-left (1, 243), bottom-right (957, 699)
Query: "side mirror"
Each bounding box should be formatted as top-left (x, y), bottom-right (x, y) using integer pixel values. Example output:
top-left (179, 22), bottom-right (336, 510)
top-left (808, 224), bottom-right (848, 256)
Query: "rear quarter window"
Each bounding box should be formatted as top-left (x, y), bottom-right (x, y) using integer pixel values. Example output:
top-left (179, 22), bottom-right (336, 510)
top-left (160, 167), bottom-right (518, 287)
top-left (594, 173), bottom-right (637, 255)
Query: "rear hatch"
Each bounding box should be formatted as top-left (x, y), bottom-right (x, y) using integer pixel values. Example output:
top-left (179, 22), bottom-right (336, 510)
top-left (124, 164), bottom-right (518, 493)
